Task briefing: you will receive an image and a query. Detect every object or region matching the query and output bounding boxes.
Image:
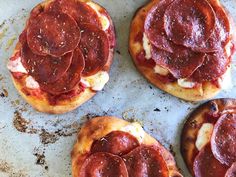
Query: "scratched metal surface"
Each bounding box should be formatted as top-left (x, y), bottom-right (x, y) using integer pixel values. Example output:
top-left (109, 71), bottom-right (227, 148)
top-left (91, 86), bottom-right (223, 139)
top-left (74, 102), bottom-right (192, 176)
top-left (0, 0), bottom-right (236, 177)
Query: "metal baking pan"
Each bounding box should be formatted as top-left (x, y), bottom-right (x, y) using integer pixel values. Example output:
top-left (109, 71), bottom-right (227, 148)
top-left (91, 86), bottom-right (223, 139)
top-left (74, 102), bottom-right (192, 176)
top-left (0, 0), bottom-right (236, 176)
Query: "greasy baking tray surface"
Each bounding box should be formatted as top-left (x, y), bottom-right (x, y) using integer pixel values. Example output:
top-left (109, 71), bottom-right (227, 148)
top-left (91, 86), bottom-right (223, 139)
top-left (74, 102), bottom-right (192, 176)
top-left (0, 0), bottom-right (236, 176)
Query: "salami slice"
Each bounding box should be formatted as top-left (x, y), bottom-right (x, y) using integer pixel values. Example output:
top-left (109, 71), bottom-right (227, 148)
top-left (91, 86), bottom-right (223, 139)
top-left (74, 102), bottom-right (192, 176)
top-left (19, 30), bottom-right (27, 45)
top-left (151, 45), bottom-right (205, 79)
top-left (47, 0), bottom-right (101, 28)
top-left (27, 10), bottom-right (80, 57)
top-left (79, 152), bottom-right (128, 177)
top-left (164, 0), bottom-right (216, 52)
top-left (190, 52), bottom-right (230, 82)
top-left (193, 144), bottom-right (228, 177)
top-left (211, 114), bottom-right (236, 166)
top-left (122, 146), bottom-right (169, 177)
top-left (225, 163), bottom-right (236, 177)
top-left (29, 3), bottom-right (44, 23)
top-left (144, 0), bottom-right (174, 52)
top-left (40, 48), bottom-right (85, 95)
top-left (91, 131), bottom-right (140, 156)
top-left (79, 23), bottom-right (109, 76)
top-left (196, 0), bottom-right (231, 52)
top-left (21, 42), bottom-right (73, 84)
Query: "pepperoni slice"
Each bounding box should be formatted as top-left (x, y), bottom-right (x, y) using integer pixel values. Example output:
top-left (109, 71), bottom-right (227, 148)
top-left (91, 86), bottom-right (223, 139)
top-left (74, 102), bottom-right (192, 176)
top-left (79, 152), bottom-right (128, 177)
top-left (151, 45), bottom-right (205, 79)
top-left (27, 10), bottom-right (80, 57)
top-left (196, 0), bottom-right (231, 52)
top-left (29, 3), bottom-right (44, 23)
top-left (21, 42), bottom-right (73, 84)
top-left (144, 0), bottom-right (174, 52)
top-left (193, 144), bottom-right (228, 177)
top-left (19, 30), bottom-right (27, 45)
top-left (91, 131), bottom-right (140, 156)
top-left (47, 0), bottom-right (101, 28)
top-left (123, 146), bottom-right (169, 177)
top-left (211, 114), bottom-right (236, 166)
top-left (79, 23), bottom-right (109, 76)
top-left (40, 48), bottom-right (85, 95)
top-left (190, 52), bottom-right (230, 82)
top-left (225, 163), bottom-right (236, 177)
top-left (164, 0), bottom-right (216, 52)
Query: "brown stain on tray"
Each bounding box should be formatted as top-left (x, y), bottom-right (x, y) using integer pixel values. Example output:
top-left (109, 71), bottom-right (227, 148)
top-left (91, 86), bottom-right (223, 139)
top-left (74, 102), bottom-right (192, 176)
top-left (12, 110), bottom-right (80, 145)
top-left (13, 111), bottom-right (30, 133)
top-left (0, 160), bottom-right (28, 177)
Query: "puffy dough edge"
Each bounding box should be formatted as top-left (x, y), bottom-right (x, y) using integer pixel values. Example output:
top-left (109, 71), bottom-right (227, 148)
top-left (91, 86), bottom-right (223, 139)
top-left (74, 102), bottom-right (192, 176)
top-left (180, 98), bottom-right (236, 175)
top-left (129, 0), bottom-right (221, 102)
top-left (9, 0), bottom-right (116, 114)
top-left (71, 116), bottom-right (183, 177)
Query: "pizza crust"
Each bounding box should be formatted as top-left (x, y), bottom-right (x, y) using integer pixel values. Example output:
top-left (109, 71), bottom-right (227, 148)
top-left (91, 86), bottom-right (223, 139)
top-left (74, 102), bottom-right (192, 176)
top-left (129, 0), bottom-right (225, 102)
top-left (9, 0), bottom-right (115, 114)
top-left (71, 116), bottom-right (183, 177)
top-left (181, 98), bottom-right (236, 175)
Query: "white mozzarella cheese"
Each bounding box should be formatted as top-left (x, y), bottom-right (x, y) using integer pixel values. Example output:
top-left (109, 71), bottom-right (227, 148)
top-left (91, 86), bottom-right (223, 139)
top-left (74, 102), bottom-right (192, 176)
top-left (25, 76), bottom-right (40, 89)
top-left (177, 78), bottom-right (197, 88)
top-left (86, 2), bottom-right (110, 31)
top-left (195, 123), bottom-right (214, 151)
top-left (82, 71), bottom-right (109, 91)
top-left (143, 33), bottom-right (152, 60)
top-left (7, 57), bottom-right (27, 74)
top-left (154, 65), bottom-right (169, 76)
top-left (120, 122), bottom-right (145, 143)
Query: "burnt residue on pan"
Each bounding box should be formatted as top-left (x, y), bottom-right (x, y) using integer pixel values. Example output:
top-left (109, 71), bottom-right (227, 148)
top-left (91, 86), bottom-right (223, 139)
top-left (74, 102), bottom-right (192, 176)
top-left (33, 147), bottom-right (49, 171)
top-left (0, 160), bottom-right (29, 177)
top-left (13, 111), bottom-right (30, 133)
top-left (0, 88), bottom-right (8, 98)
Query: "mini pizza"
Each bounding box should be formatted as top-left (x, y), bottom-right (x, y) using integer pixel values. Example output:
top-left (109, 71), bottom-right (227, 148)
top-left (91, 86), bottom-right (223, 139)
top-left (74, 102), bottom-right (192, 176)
top-left (181, 98), bottom-right (236, 177)
top-left (71, 116), bottom-right (183, 177)
top-left (129, 0), bottom-right (236, 101)
top-left (7, 0), bottom-right (115, 114)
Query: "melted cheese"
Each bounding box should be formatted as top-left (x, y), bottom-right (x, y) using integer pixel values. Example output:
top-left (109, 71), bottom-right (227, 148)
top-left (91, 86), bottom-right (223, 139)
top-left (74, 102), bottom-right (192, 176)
top-left (154, 65), bottom-right (169, 76)
top-left (80, 78), bottom-right (91, 88)
top-left (120, 122), bottom-right (145, 143)
top-left (7, 57), bottom-right (27, 74)
top-left (25, 76), bottom-right (39, 89)
top-left (195, 123), bottom-right (214, 151)
top-left (225, 42), bottom-right (233, 58)
top-left (218, 67), bottom-right (232, 90)
top-left (86, 2), bottom-right (110, 31)
top-left (82, 71), bottom-right (109, 91)
top-left (177, 78), bottom-right (197, 88)
top-left (143, 33), bottom-right (152, 59)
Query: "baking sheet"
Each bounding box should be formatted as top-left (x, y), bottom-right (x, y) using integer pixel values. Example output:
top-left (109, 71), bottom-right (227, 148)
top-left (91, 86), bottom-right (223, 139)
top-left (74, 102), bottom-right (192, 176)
top-left (0, 0), bottom-right (236, 176)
